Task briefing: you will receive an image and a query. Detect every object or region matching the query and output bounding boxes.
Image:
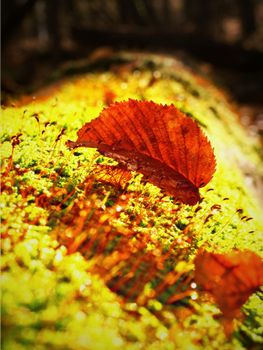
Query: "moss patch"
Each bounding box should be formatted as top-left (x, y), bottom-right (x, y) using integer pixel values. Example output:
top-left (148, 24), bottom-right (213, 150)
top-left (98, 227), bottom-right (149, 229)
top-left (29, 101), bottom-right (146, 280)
top-left (1, 53), bottom-right (262, 350)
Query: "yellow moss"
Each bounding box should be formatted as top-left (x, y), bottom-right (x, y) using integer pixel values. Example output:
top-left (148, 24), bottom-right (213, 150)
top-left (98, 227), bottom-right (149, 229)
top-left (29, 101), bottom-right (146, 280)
top-left (1, 53), bottom-right (262, 350)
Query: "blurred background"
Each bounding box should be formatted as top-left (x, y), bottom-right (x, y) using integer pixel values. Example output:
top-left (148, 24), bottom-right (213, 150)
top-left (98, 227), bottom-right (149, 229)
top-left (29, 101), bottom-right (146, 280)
top-left (2, 0), bottom-right (263, 107)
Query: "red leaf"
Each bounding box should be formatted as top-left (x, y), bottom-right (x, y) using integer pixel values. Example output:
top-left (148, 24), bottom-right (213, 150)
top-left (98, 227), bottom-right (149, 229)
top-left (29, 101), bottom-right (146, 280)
top-left (194, 249), bottom-right (263, 319)
top-left (68, 100), bottom-right (216, 205)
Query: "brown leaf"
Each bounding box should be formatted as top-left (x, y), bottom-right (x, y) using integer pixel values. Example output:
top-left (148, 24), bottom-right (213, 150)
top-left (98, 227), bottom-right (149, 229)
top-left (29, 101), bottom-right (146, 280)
top-left (68, 100), bottom-right (216, 205)
top-left (194, 249), bottom-right (263, 319)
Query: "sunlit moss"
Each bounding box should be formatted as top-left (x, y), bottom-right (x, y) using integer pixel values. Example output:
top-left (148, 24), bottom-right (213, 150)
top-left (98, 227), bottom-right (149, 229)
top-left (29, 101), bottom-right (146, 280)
top-left (1, 53), bottom-right (262, 350)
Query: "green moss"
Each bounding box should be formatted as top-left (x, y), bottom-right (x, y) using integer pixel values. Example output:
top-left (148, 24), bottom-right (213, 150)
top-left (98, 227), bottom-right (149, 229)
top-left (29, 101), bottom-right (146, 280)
top-left (1, 53), bottom-right (262, 350)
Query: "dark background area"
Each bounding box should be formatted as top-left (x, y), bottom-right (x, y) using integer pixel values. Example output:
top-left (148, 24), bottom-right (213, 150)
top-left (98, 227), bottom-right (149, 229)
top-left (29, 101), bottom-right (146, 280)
top-left (2, 0), bottom-right (263, 118)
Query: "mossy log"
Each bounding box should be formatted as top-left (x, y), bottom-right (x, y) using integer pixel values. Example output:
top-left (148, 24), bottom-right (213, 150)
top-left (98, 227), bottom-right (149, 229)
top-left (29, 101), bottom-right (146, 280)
top-left (1, 52), bottom-right (263, 350)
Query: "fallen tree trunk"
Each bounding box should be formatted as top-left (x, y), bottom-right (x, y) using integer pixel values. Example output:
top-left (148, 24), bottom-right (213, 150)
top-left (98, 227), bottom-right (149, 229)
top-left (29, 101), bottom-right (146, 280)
top-left (1, 52), bottom-right (263, 350)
